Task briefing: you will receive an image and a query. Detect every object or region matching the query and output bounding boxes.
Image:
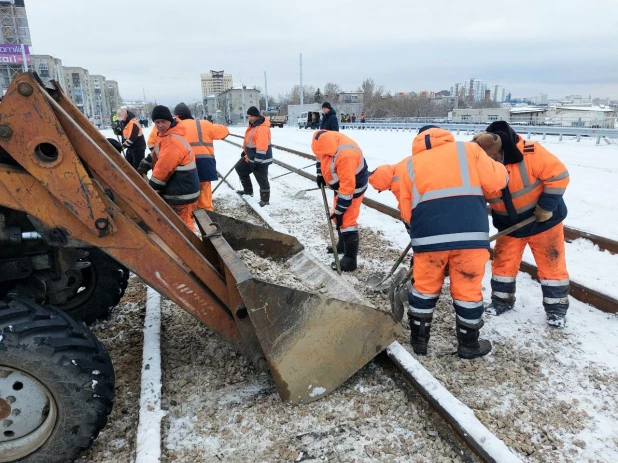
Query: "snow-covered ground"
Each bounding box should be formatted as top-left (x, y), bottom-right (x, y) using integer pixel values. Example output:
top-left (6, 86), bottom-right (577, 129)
top-left (209, 129), bottom-right (618, 462)
top-left (98, 124), bottom-right (618, 461)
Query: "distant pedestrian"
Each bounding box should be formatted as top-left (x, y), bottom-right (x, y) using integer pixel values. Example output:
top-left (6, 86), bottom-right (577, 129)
top-left (351, 113), bottom-right (356, 123)
top-left (360, 111), bottom-right (366, 123)
top-left (320, 102), bottom-right (339, 131)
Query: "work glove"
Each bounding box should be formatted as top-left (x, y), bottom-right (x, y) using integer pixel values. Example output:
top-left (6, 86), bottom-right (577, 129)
top-left (534, 204), bottom-right (553, 222)
top-left (330, 211), bottom-right (343, 228)
top-left (316, 173), bottom-right (326, 188)
top-left (137, 158), bottom-right (152, 175)
top-left (240, 150), bottom-right (246, 158)
top-left (252, 162), bottom-right (261, 173)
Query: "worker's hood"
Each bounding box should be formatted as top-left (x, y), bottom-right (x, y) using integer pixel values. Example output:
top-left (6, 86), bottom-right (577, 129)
top-left (311, 130), bottom-right (340, 158)
top-left (368, 164), bottom-right (395, 192)
top-left (412, 128), bottom-right (455, 155)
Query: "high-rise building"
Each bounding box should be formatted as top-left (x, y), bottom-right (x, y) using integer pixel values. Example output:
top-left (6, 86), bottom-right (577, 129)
top-left (63, 67), bottom-right (96, 120)
top-left (491, 85), bottom-right (507, 103)
top-left (89, 74), bottom-right (110, 127)
top-left (105, 80), bottom-right (122, 114)
top-left (31, 54), bottom-right (65, 89)
top-left (216, 86), bottom-right (260, 125)
top-left (0, 0), bottom-right (31, 90)
top-left (201, 70), bottom-right (233, 101)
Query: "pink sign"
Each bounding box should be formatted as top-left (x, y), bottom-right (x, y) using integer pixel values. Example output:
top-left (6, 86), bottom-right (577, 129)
top-left (0, 44), bottom-right (31, 65)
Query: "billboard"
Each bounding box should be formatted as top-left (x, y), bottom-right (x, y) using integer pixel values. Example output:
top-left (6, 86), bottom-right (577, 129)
top-left (0, 1), bottom-right (26, 7)
top-left (0, 44), bottom-right (30, 65)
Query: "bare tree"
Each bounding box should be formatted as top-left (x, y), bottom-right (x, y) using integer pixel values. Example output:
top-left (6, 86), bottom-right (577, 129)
top-left (323, 82), bottom-right (341, 104)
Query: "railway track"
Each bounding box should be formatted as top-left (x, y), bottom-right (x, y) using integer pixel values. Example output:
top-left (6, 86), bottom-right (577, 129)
top-left (225, 134), bottom-right (618, 315)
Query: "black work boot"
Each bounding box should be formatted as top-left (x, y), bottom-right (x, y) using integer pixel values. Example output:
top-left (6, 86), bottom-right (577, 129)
top-left (326, 230), bottom-right (344, 254)
top-left (485, 294), bottom-right (516, 316)
top-left (259, 189), bottom-right (270, 207)
top-left (545, 305), bottom-right (568, 328)
top-left (237, 177), bottom-right (253, 196)
top-left (456, 319), bottom-right (492, 359)
top-left (409, 312), bottom-right (433, 355)
top-left (331, 235), bottom-right (359, 272)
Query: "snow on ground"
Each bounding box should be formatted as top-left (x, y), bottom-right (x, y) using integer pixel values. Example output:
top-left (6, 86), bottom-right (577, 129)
top-left (208, 134), bottom-right (618, 462)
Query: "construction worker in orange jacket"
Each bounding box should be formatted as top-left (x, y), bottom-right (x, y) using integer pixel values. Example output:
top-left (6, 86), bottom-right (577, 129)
top-left (149, 105), bottom-right (200, 231)
top-left (312, 130), bottom-right (369, 272)
top-left (236, 106), bottom-right (272, 207)
top-left (173, 103), bottom-right (230, 211)
top-left (396, 126), bottom-right (508, 359)
top-left (474, 121), bottom-right (570, 328)
top-left (368, 157), bottom-right (412, 225)
top-left (117, 108), bottom-right (146, 170)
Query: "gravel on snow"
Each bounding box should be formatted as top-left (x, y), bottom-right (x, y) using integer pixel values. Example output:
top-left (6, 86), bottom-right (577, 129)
top-left (209, 160), bottom-right (618, 463)
top-left (76, 276), bottom-right (147, 463)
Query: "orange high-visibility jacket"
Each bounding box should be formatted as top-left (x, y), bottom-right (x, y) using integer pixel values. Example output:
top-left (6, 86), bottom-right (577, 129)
top-left (369, 157), bottom-right (411, 220)
top-left (243, 116), bottom-right (272, 164)
top-left (400, 128), bottom-right (508, 252)
top-left (150, 123), bottom-right (200, 205)
top-left (178, 118), bottom-right (229, 182)
top-left (311, 130), bottom-right (369, 215)
top-left (122, 117), bottom-right (143, 146)
top-left (486, 138), bottom-right (569, 238)
top-left (147, 129), bottom-right (158, 151)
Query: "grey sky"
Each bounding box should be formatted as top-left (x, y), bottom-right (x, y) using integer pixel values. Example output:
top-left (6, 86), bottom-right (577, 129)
top-left (26, 0), bottom-right (618, 105)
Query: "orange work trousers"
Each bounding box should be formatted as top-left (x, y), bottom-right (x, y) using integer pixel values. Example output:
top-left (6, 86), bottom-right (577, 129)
top-left (171, 202), bottom-right (198, 232)
top-left (333, 194), bottom-right (363, 236)
top-left (492, 223), bottom-right (568, 281)
top-left (197, 182), bottom-right (213, 211)
top-left (411, 249), bottom-right (489, 323)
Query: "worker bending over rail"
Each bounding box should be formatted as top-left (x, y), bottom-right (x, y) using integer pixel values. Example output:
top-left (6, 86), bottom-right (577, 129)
top-left (474, 121), bottom-right (571, 328)
top-left (396, 126), bottom-right (509, 359)
top-left (174, 103), bottom-right (229, 211)
top-left (312, 130), bottom-right (369, 272)
top-left (148, 105), bottom-right (200, 231)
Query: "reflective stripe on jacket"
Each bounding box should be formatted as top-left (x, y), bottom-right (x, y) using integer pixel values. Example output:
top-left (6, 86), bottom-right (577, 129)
top-left (486, 139), bottom-right (569, 238)
top-left (243, 116), bottom-right (272, 164)
top-left (311, 130), bottom-right (369, 216)
top-left (150, 123), bottom-right (200, 205)
top-left (178, 118), bottom-right (229, 182)
top-left (400, 128), bottom-right (508, 253)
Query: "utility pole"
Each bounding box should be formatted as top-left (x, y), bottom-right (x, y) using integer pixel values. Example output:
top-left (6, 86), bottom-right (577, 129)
top-left (21, 44), bottom-right (28, 72)
top-left (264, 71), bottom-right (269, 112)
top-left (241, 84), bottom-right (246, 124)
top-left (300, 53), bottom-right (305, 113)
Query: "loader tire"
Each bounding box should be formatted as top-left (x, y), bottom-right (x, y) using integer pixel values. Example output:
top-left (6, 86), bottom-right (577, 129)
top-left (0, 298), bottom-right (114, 463)
top-left (57, 248), bottom-right (129, 325)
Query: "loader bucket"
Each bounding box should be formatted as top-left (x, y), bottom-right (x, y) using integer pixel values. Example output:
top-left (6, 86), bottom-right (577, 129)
top-left (196, 211), bottom-right (398, 404)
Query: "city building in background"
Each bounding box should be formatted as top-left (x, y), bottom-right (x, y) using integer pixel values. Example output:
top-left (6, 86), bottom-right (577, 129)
top-left (63, 66), bottom-right (95, 120)
top-left (89, 74), bottom-right (110, 128)
top-left (105, 80), bottom-right (122, 114)
top-left (216, 86), bottom-right (260, 124)
top-left (0, 0), bottom-right (31, 91)
top-left (30, 53), bottom-right (65, 88)
top-left (201, 70), bottom-right (233, 101)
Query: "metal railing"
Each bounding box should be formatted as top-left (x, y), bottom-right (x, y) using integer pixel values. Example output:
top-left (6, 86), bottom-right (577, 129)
top-left (358, 116), bottom-right (618, 129)
top-left (325, 122), bottom-right (618, 143)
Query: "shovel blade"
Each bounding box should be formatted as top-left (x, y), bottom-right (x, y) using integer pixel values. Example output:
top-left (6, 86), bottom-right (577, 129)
top-left (365, 272), bottom-right (392, 292)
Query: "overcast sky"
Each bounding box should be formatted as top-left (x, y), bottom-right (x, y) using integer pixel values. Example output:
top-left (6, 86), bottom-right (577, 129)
top-left (25, 0), bottom-right (618, 105)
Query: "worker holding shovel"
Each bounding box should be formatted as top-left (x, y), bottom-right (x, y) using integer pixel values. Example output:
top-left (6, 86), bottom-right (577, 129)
top-left (311, 130), bottom-right (369, 272)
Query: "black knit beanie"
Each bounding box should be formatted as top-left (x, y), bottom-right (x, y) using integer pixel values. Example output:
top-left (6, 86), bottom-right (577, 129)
top-left (173, 102), bottom-right (193, 119)
top-left (151, 105), bottom-right (174, 123)
top-left (322, 102), bottom-right (332, 109)
top-left (246, 106), bottom-right (260, 117)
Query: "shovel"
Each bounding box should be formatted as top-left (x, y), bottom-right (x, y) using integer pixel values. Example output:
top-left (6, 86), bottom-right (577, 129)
top-left (213, 158), bottom-right (244, 194)
top-left (320, 184), bottom-right (341, 275)
top-left (293, 187), bottom-right (320, 199)
top-left (366, 242), bottom-right (412, 291)
top-left (272, 162), bottom-right (316, 180)
top-left (388, 215), bottom-right (537, 322)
